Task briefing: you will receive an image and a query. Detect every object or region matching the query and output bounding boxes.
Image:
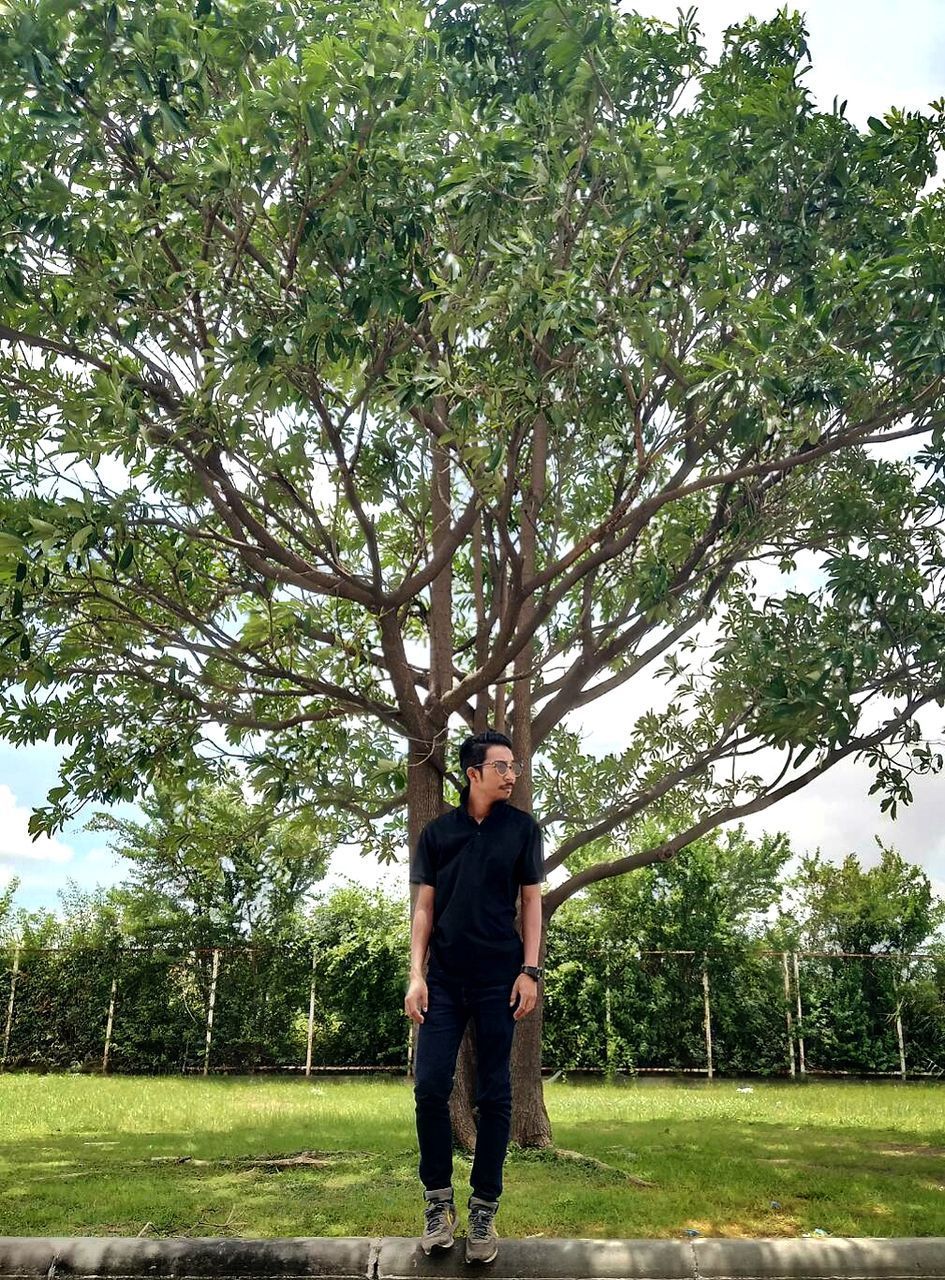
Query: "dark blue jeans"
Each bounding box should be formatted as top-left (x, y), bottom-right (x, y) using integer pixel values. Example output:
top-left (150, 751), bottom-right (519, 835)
top-left (413, 972), bottom-right (518, 1203)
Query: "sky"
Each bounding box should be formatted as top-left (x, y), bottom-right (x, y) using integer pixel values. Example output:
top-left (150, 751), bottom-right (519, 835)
top-left (4, 1), bottom-right (945, 914)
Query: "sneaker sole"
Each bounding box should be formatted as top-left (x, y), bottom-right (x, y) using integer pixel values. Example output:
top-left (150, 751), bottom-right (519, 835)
top-left (422, 1240), bottom-right (456, 1255)
top-left (465, 1247), bottom-right (498, 1264)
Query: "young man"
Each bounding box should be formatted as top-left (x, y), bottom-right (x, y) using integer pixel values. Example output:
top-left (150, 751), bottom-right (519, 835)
top-left (405, 729), bottom-right (544, 1264)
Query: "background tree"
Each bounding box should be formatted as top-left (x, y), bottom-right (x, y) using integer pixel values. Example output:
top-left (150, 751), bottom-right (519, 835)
top-left (85, 774), bottom-right (332, 1068)
top-left (3, 0), bottom-right (945, 1141)
top-left (545, 824), bottom-right (792, 1074)
top-left (88, 771), bottom-right (332, 946)
top-left (781, 844), bottom-right (944, 956)
top-left (1, 775), bottom-right (333, 1072)
top-left (4, 843), bottom-right (944, 1077)
top-left (0, 878), bottom-right (17, 943)
top-left (769, 845), bottom-right (945, 1072)
top-left (305, 884), bottom-right (410, 1067)
top-left (2, 882), bottom-right (128, 1070)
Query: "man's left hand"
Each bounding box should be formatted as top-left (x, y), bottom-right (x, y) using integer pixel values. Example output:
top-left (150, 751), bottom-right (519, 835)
top-left (510, 973), bottom-right (539, 1020)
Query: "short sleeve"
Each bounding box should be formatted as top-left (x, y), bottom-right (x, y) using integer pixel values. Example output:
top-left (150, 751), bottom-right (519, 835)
top-left (518, 819), bottom-right (544, 885)
top-left (409, 824), bottom-right (437, 887)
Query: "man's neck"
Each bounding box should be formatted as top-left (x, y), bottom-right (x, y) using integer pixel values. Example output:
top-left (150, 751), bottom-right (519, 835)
top-left (466, 792), bottom-right (493, 824)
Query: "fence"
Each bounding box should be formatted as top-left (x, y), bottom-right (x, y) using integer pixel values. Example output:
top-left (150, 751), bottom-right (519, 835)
top-left (2, 942), bottom-right (944, 1078)
top-left (542, 945), bottom-right (945, 1079)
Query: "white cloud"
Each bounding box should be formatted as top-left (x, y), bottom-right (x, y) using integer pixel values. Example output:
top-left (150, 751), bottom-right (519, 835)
top-left (81, 845), bottom-right (120, 869)
top-left (739, 755), bottom-right (945, 877)
top-left (321, 843), bottom-right (406, 895)
top-left (63, 844), bottom-right (128, 894)
top-left (0, 784), bottom-right (74, 866)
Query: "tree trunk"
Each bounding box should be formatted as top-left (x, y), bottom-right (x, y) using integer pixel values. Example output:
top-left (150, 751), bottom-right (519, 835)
top-left (507, 407), bottom-right (552, 1147)
top-left (408, 736), bottom-right (445, 851)
top-left (510, 944), bottom-right (552, 1147)
top-left (504, 743), bottom-right (553, 1146)
top-left (450, 409), bottom-right (553, 1151)
top-left (472, 514), bottom-right (490, 734)
top-left (429, 425), bottom-right (453, 706)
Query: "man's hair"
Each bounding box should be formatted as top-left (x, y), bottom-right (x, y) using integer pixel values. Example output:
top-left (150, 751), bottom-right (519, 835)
top-left (459, 729), bottom-right (513, 776)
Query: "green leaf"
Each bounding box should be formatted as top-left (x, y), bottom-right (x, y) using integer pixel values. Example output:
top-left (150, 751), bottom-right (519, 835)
top-left (28, 517), bottom-right (58, 538)
top-left (70, 525), bottom-right (96, 553)
top-left (400, 293), bottom-right (422, 323)
top-left (374, 759), bottom-right (402, 774)
top-left (3, 271), bottom-right (28, 303)
top-left (158, 103), bottom-right (189, 137)
top-left (485, 443), bottom-right (503, 471)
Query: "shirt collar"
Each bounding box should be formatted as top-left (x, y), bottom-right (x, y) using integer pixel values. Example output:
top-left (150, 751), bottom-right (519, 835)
top-left (458, 785), bottom-right (506, 825)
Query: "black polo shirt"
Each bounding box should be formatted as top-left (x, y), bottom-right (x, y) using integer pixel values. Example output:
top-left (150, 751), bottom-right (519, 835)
top-left (410, 789), bottom-right (544, 986)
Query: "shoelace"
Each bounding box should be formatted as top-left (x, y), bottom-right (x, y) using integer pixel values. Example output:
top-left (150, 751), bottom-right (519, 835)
top-left (424, 1200), bottom-right (453, 1233)
top-left (468, 1207), bottom-right (495, 1240)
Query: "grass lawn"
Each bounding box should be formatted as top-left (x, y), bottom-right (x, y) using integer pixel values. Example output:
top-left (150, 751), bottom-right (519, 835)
top-left (1, 1073), bottom-right (944, 1239)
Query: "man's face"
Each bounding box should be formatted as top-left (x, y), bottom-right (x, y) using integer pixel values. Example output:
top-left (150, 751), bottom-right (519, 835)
top-left (469, 744), bottom-right (518, 803)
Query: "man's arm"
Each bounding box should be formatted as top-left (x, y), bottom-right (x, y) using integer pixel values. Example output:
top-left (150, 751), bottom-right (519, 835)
top-left (511, 882), bottom-right (543, 1020)
top-left (521, 882), bottom-right (542, 968)
top-left (404, 884), bottom-right (435, 1024)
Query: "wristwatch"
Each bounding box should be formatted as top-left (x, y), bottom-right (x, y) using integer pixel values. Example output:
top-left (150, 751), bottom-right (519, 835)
top-left (521, 965), bottom-right (544, 981)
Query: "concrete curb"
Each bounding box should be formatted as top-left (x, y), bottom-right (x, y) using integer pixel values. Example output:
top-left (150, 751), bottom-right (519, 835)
top-left (0, 1237), bottom-right (944, 1280)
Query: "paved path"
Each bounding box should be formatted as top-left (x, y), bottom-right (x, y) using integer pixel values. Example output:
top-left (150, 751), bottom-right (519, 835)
top-left (0, 1236), bottom-right (944, 1279)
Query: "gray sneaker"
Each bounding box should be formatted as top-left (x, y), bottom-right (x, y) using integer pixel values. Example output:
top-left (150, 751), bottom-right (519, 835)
top-left (465, 1198), bottom-right (499, 1264)
top-left (421, 1189), bottom-right (457, 1254)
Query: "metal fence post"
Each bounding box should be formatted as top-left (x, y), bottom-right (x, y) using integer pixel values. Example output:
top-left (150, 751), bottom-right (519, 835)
top-left (604, 945), bottom-right (615, 1076)
top-left (203, 949), bottom-right (220, 1077)
top-left (305, 947), bottom-right (317, 1079)
top-left (781, 951), bottom-right (796, 1078)
top-left (895, 1002), bottom-right (907, 1080)
top-left (102, 970), bottom-right (119, 1074)
top-left (792, 951), bottom-right (806, 1076)
top-left (1, 944), bottom-right (21, 1073)
top-left (702, 955), bottom-right (714, 1080)
top-left (893, 961), bottom-right (907, 1081)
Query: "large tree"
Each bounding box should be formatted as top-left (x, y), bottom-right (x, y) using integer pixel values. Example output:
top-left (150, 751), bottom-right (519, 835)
top-left (3, 0), bottom-right (945, 1142)
top-left (88, 771), bottom-right (332, 944)
top-left (781, 844), bottom-right (945, 956)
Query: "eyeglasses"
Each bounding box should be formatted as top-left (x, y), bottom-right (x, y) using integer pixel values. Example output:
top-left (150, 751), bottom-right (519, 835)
top-left (478, 760), bottom-right (524, 778)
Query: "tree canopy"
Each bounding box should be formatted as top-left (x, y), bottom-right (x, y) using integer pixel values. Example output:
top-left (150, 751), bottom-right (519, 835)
top-left (782, 843), bottom-right (945, 955)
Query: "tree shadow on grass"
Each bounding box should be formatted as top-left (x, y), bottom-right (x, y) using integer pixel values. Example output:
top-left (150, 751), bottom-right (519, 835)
top-left (2, 1089), bottom-right (945, 1239)
top-left (531, 1114), bottom-right (945, 1237)
top-left (0, 1123), bottom-right (423, 1238)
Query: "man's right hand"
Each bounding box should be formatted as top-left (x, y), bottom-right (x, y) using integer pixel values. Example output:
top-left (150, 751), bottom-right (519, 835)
top-left (404, 977), bottom-right (428, 1024)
